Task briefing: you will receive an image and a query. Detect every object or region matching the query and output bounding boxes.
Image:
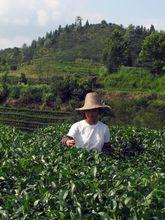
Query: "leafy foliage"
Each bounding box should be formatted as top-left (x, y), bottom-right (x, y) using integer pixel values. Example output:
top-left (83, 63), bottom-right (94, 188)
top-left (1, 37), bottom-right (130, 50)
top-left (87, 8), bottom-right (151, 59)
top-left (139, 31), bottom-right (165, 75)
top-left (51, 76), bottom-right (92, 103)
top-left (103, 28), bottom-right (127, 72)
top-left (0, 124), bottom-right (164, 219)
top-left (0, 21), bottom-right (156, 72)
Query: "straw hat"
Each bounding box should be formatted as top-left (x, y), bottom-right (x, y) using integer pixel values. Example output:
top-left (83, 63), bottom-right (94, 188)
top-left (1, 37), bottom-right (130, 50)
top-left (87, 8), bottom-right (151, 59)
top-left (75, 92), bottom-right (111, 111)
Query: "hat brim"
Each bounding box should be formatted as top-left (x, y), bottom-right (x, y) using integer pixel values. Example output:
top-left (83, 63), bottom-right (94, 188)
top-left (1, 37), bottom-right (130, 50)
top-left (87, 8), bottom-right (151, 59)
top-left (75, 105), bottom-right (111, 111)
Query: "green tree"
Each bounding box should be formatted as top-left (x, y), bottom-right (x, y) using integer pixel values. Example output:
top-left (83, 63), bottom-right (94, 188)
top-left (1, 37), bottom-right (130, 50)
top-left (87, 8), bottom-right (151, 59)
top-left (149, 24), bottom-right (155, 34)
top-left (43, 38), bottom-right (52, 48)
top-left (103, 28), bottom-right (126, 73)
top-left (75, 16), bottom-right (83, 27)
top-left (85, 20), bottom-right (90, 28)
top-left (51, 76), bottom-right (92, 103)
top-left (124, 25), bottom-right (149, 66)
top-left (9, 47), bottom-right (21, 70)
top-left (139, 31), bottom-right (165, 75)
top-left (21, 44), bottom-right (33, 64)
top-left (101, 20), bottom-right (108, 27)
top-left (0, 73), bottom-right (9, 102)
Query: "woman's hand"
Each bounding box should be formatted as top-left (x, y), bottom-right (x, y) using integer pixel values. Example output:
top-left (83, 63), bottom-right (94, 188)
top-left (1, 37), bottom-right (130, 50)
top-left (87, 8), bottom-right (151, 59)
top-left (66, 139), bottom-right (76, 147)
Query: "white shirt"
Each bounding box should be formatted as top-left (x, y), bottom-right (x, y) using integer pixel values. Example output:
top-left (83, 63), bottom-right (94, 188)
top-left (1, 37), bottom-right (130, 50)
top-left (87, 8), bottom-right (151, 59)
top-left (67, 120), bottom-right (110, 152)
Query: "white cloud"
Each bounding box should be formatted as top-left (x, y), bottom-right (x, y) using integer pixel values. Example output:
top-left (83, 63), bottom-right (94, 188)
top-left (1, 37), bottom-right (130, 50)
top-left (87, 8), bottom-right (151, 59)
top-left (36, 0), bottom-right (61, 25)
top-left (0, 36), bottom-right (32, 49)
top-left (51, 11), bottom-right (61, 21)
top-left (0, 0), bottom-right (31, 25)
top-left (12, 18), bottom-right (30, 26)
top-left (44, 0), bottom-right (59, 9)
top-left (37, 10), bottom-right (48, 26)
top-left (0, 0), bottom-right (61, 26)
top-left (0, 0), bottom-right (9, 19)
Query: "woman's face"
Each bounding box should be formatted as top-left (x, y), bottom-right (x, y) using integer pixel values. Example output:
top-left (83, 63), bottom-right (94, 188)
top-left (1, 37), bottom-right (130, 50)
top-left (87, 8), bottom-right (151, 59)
top-left (84, 108), bottom-right (99, 124)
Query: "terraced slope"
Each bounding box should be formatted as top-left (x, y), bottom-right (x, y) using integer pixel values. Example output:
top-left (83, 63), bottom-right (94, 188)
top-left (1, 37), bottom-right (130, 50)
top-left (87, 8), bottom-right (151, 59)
top-left (0, 106), bottom-right (72, 131)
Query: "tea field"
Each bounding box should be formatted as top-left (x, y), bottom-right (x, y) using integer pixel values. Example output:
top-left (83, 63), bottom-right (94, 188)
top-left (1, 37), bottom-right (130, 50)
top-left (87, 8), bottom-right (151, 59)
top-left (0, 106), bottom-right (72, 131)
top-left (0, 124), bottom-right (164, 219)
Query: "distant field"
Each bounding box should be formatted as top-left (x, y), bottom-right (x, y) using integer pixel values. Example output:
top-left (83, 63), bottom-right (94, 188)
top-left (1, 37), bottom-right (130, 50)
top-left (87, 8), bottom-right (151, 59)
top-left (7, 60), bottom-right (101, 78)
top-left (0, 106), bottom-right (72, 131)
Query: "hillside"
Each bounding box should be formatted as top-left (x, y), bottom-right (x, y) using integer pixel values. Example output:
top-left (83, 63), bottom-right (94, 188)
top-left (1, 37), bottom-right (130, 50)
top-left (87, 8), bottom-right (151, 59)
top-left (0, 63), bottom-right (164, 129)
top-left (0, 21), bottom-right (156, 71)
top-left (0, 21), bottom-right (164, 129)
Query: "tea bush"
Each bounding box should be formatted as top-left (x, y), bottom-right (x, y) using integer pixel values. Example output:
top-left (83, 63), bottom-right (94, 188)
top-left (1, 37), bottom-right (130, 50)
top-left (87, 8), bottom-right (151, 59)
top-left (0, 124), bottom-right (164, 219)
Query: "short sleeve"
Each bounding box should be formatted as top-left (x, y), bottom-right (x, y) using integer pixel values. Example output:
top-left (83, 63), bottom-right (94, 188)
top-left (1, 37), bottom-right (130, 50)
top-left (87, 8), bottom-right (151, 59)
top-left (67, 123), bottom-right (79, 139)
top-left (104, 126), bottom-right (110, 143)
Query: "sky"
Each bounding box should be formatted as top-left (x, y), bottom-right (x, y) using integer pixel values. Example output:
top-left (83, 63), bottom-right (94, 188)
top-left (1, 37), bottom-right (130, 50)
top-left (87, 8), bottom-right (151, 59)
top-left (0, 0), bottom-right (165, 50)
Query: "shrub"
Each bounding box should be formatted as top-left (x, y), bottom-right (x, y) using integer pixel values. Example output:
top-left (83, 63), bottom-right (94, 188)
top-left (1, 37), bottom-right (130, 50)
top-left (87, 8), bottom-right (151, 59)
top-left (43, 92), bottom-right (54, 102)
top-left (19, 85), bottom-right (32, 103)
top-left (51, 76), bottom-right (92, 103)
top-left (19, 84), bottom-right (51, 103)
top-left (0, 83), bottom-right (9, 102)
top-left (9, 85), bottom-right (21, 99)
top-left (148, 100), bottom-right (165, 111)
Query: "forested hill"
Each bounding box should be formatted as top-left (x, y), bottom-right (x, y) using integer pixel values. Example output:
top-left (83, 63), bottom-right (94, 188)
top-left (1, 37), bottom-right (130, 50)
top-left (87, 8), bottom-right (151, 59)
top-left (1, 19), bottom-right (163, 74)
top-left (0, 20), bottom-right (164, 129)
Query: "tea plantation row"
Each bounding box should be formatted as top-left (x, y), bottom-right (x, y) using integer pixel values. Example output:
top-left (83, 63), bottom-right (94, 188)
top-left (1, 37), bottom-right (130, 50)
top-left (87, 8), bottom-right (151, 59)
top-left (0, 124), bottom-right (164, 219)
top-left (0, 106), bottom-right (72, 130)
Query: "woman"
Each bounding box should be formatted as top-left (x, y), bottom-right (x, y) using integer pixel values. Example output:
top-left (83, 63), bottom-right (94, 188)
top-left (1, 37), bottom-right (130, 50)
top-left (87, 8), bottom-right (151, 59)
top-left (61, 92), bottom-right (113, 155)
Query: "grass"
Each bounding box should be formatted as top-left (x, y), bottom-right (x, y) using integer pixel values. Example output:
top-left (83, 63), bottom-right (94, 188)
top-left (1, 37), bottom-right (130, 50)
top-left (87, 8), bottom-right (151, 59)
top-left (1, 63), bottom-right (165, 94)
top-left (8, 61), bottom-right (101, 77)
top-left (104, 66), bottom-right (165, 93)
top-left (1, 61), bottom-right (102, 86)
